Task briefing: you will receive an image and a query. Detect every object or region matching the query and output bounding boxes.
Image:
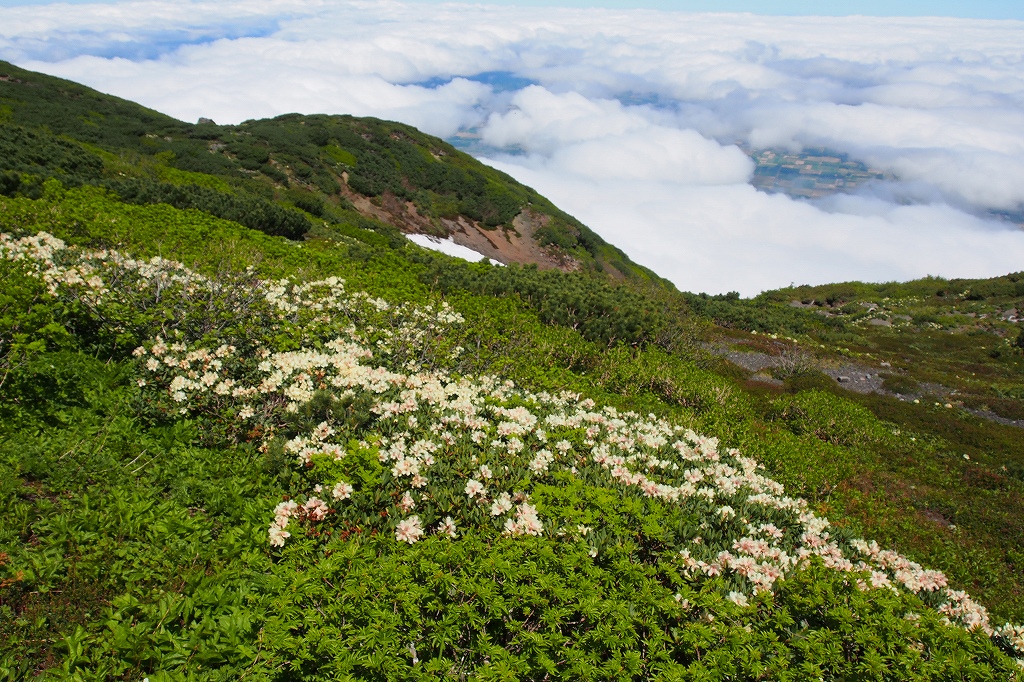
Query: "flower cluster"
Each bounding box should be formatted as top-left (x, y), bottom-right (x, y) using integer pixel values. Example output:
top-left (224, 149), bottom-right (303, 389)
top-left (138, 324), bottom-right (1005, 641)
top-left (1, 231), bottom-right (208, 308)
top-left (996, 623), bottom-right (1024, 661)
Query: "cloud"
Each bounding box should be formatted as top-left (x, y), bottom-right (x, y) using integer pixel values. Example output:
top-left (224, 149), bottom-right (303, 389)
top-left (482, 86), bottom-right (753, 183)
top-left (483, 155), bottom-right (1024, 295)
top-left (2, 1), bottom-right (1024, 294)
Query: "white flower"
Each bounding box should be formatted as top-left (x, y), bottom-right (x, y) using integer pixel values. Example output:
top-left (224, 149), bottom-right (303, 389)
top-left (268, 525), bottom-right (291, 547)
top-left (465, 479), bottom-right (486, 499)
top-left (437, 516), bottom-right (458, 539)
top-left (332, 481), bottom-right (354, 500)
top-left (302, 497), bottom-right (329, 521)
top-left (727, 591), bottom-right (749, 607)
top-left (395, 516), bottom-right (424, 544)
top-left (273, 500), bottom-right (298, 528)
top-left (503, 502), bottom-right (543, 536)
top-left (478, 465), bottom-right (493, 479)
top-left (490, 492), bottom-right (513, 516)
top-left (529, 449), bottom-right (554, 474)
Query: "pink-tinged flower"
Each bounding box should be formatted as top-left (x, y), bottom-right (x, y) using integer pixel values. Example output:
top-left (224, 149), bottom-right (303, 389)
top-left (391, 457), bottom-right (419, 478)
top-left (490, 492), bottom-right (513, 516)
top-left (478, 465), bottom-right (493, 479)
top-left (760, 523), bottom-right (784, 540)
top-left (398, 491), bottom-right (416, 513)
top-left (503, 502), bottom-right (544, 536)
top-left (727, 591), bottom-right (749, 607)
top-left (465, 479), bottom-right (486, 499)
top-left (303, 497), bottom-right (329, 521)
top-left (332, 481), bottom-right (353, 500)
top-left (268, 525), bottom-right (291, 547)
top-left (395, 516), bottom-right (424, 544)
top-left (870, 571), bottom-right (892, 589)
top-left (273, 500), bottom-right (298, 528)
top-left (437, 517), bottom-right (458, 539)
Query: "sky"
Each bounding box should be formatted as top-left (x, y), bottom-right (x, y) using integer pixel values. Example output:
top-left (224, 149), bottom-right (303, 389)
top-left (1, 0), bottom-right (1023, 295)
top-left (2, 0), bottom-right (1022, 19)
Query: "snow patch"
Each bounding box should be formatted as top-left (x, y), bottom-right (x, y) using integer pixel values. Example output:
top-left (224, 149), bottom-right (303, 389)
top-left (406, 234), bottom-right (503, 266)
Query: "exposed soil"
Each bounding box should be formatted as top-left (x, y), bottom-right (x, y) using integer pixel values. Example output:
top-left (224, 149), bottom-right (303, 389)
top-left (337, 174), bottom-right (579, 272)
top-left (444, 210), bottom-right (581, 272)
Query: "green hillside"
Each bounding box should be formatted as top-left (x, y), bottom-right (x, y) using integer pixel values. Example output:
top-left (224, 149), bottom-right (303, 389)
top-left (1, 62), bottom-right (1024, 680)
top-left (0, 59), bottom-right (658, 280)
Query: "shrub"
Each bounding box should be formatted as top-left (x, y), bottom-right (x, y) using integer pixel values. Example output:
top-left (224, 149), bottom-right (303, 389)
top-left (881, 373), bottom-right (921, 395)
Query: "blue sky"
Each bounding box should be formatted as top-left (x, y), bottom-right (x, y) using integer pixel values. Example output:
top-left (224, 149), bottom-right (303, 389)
top-left (1, 0), bottom-right (1022, 20)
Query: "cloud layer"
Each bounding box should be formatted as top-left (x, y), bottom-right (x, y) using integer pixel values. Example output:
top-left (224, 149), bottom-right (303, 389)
top-left (3, 1), bottom-right (1023, 294)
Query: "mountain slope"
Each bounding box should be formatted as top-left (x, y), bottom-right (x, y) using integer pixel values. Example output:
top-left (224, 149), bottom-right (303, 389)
top-left (2, 197), bottom-right (1021, 678)
top-left (1, 61), bottom-right (1024, 679)
top-left (0, 59), bottom-right (661, 281)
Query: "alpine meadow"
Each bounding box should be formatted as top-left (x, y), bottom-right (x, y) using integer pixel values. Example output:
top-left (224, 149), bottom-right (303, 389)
top-left (2, 57), bottom-right (1024, 681)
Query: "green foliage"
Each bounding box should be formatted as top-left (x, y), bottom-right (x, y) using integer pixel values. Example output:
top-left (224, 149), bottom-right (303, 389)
top-left (775, 390), bottom-right (888, 448)
top-left (684, 291), bottom-right (847, 336)
top-left (417, 257), bottom-right (670, 347)
top-left (881, 373), bottom-right (921, 395)
top-left (0, 124), bottom-right (104, 191)
top-left (106, 176), bottom-right (312, 239)
top-left (1, 199), bottom-right (1022, 678)
top-left (774, 369), bottom-right (832, 394)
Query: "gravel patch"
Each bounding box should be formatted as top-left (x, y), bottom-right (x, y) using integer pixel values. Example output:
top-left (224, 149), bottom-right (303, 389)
top-left (708, 341), bottom-right (1023, 429)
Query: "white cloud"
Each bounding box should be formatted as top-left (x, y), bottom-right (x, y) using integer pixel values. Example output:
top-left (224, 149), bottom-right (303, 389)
top-left (3, 0), bottom-right (1024, 294)
top-left (483, 155), bottom-right (1024, 295)
top-left (482, 87), bottom-right (753, 183)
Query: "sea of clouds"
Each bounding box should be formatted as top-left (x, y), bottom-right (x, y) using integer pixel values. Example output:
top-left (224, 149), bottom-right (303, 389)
top-left (2, 0), bottom-right (1023, 295)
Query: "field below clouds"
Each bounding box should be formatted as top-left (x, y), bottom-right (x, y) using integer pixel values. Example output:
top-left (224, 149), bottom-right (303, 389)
top-left (2, 0), bottom-right (1024, 293)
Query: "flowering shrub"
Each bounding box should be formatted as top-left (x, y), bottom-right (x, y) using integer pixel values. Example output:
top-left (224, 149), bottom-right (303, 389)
top-left (4, 229), bottom-right (1021, 674)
